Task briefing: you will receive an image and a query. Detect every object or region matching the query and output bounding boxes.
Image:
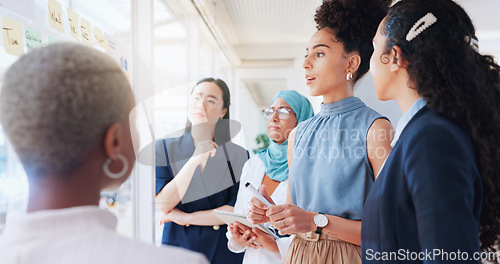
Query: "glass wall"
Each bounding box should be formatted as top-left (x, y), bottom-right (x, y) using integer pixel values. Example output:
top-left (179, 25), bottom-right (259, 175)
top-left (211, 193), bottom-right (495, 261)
top-left (0, 0), bottom-right (235, 242)
top-left (0, 0), bottom-right (132, 236)
top-left (152, 0), bottom-right (235, 245)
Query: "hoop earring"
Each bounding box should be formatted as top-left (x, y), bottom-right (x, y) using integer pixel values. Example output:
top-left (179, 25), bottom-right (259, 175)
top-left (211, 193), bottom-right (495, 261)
top-left (103, 154), bottom-right (129, 179)
top-left (346, 72), bottom-right (353, 81)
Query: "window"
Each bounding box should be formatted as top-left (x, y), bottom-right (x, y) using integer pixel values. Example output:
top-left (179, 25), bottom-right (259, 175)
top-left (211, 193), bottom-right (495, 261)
top-left (0, 0), bottom-right (132, 237)
top-left (152, 0), bottom-right (236, 245)
top-left (0, 126), bottom-right (29, 233)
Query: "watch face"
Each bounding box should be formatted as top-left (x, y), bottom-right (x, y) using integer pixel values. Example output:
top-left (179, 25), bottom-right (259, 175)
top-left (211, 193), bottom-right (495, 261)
top-left (314, 213), bottom-right (328, 227)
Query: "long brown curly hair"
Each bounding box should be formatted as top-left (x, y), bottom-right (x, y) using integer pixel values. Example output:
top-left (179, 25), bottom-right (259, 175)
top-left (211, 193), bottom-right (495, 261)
top-left (382, 0), bottom-right (500, 254)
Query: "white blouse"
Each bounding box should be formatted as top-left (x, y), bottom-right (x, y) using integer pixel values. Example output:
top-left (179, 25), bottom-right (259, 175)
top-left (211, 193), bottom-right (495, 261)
top-left (226, 155), bottom-right (294, 264)
top-left (0, 206), bottom-right (208, 264)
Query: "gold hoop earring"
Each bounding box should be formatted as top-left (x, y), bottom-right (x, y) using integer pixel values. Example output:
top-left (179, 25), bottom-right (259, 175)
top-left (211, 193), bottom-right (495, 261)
top-left (346, 72), bottom-right (353, 81)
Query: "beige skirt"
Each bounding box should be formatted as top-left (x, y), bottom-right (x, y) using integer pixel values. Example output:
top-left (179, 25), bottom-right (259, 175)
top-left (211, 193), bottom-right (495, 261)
top-left (283, 231), bottom-right (361, 264)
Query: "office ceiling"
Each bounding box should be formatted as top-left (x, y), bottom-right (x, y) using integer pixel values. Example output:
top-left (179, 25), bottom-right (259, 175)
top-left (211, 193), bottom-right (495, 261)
top-left (192, 0), bottom-right (500, 106)
top-left (196, 0), bottom-right (500, 64)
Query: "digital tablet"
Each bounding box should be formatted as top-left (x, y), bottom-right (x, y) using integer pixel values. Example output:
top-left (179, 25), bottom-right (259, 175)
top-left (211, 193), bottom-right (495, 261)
top-left (213, 210), bottom-right (279, 239)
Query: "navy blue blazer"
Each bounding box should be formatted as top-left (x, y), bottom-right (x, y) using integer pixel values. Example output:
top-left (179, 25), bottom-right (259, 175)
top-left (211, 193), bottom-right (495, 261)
top-left (156, 133), bottom-right (248, 264)
top-left (361, 107), bottom-right (483, 263)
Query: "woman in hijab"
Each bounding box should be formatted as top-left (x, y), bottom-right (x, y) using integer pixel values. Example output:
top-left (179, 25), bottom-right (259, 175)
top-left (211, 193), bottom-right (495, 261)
top-left (226, 90), bottom-right (314, 264)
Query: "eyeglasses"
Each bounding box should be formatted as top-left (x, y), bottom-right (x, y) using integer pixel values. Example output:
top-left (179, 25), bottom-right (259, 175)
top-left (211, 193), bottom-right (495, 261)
top-left (262, 108), bottom-right (294, 119)
top-left (189, 94), bottom-right (221, 110)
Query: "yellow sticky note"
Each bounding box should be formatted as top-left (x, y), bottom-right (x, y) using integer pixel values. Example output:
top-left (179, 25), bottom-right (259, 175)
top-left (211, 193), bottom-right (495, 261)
top-left (93, 27), bottom-right (110, 50)
top-left (67, 8), bottom-right (80, 41)
top-left (2, 17), bottom-right (25, 56)
top-left (80, 17), bottom-right (91, 45)
top-left (48, 0), bottom-right (64, 33)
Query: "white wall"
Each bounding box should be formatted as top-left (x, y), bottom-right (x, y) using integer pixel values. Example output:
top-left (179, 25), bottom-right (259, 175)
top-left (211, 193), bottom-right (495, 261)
top-left (237, 81), bottom-right (266, 156)
top-left (235, 59), bottom-right (402, 153)
top-left (354, 74), bottom-right (402, 125)
top-left (289, 58), bottom-right (401, 124)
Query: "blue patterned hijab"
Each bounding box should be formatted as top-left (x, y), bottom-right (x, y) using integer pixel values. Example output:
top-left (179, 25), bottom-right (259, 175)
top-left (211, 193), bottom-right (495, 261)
top-left (257, 90), bottom-right (314, 182)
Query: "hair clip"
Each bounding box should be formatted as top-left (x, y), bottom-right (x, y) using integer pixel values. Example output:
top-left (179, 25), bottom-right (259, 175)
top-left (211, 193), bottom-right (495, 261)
top-left (406, 13), bottom-right (438, 42)
top-left (465, 36), bottom-right (480, 52)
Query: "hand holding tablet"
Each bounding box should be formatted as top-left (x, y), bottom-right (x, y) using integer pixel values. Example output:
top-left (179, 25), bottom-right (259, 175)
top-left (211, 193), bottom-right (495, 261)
top-left (212, 210), bottom-right (279, 239)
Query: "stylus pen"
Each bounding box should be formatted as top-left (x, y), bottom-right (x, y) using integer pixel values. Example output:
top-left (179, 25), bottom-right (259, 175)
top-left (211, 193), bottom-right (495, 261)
top-left (244, 182), bottom-right (273, 207)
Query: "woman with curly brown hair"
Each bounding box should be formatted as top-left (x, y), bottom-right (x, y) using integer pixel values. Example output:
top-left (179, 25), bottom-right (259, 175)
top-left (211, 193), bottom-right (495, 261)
top-left (362, 0), bottom-right (500, 262)
top-left (248, 0), bottom-right (393, 263)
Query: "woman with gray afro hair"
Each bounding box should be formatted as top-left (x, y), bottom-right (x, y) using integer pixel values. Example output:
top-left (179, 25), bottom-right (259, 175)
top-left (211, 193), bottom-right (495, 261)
top-left (0, 43), bottom-right (208, 264)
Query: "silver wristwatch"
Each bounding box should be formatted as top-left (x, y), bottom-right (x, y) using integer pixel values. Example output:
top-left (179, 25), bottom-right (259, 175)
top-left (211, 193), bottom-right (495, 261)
top-left (313, 212), bottom-right (328, 234)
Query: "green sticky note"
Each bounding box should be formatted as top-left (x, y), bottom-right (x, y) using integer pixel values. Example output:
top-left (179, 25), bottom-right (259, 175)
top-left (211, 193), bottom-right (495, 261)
top-left (25, 26), bottom-right (43, 51)
top-left (48, 35), bottom-right (59, 44)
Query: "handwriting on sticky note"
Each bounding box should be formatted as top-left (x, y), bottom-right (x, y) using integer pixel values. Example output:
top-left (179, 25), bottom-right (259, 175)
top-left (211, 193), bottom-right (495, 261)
top-left (80, 17), bottom-right (92, 45)
top-left (2, 17), bottom-right (24, 56)
top-left (67, 8), bottom-right (80, 41)
top-left (48, 0), bottom-right (64, 33)
top-left (25, 26), bottom-right (43, 51)
top-left (3, 28), bottom-right (19, 45)
top-left (93, 27), bottom-right (110, 50)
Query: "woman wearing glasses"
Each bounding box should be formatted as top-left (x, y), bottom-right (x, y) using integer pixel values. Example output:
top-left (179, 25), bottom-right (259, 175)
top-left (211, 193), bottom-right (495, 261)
top-left (248, 0), bottom-right (393, 263)
top-left (226, 90), bottom-right (314, 264)
top-left (155, 78), bottom-right (248, 264)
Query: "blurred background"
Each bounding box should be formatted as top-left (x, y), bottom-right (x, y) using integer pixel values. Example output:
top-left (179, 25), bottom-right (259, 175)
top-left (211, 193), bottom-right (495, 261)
top-left (0, 0), bottom-right (499, 246)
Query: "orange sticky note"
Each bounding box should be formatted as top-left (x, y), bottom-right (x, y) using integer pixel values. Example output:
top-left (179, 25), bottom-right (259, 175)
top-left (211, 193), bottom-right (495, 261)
top-left (67, 8), bottom-right (80, 41)
top-left (2, 17), bottom-right (25, 56)
top-left (80, 17), bottom-right (91, 45)
top-left (48, 0), bottom-right (64, 33)
top-left (93, 27), bottom-right (110, 50)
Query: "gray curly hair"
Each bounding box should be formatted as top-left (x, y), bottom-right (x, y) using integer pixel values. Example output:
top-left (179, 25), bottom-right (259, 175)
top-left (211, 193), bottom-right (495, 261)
top-left (0, 42), bottom-right (133, 176)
